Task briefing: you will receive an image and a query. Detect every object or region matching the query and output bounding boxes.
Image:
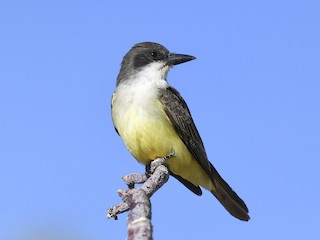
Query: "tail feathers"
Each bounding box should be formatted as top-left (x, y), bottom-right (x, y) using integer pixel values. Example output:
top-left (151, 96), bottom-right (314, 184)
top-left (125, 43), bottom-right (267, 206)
top-left (210, 170), bottom-right (250, 221)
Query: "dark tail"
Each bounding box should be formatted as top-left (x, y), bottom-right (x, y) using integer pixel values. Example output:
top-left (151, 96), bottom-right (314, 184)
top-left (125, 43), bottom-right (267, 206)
top-left (210, 167), bottom-right (250, 221)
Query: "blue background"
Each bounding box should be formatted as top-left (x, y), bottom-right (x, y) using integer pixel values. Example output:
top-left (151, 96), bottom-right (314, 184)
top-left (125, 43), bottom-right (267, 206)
top-left (1, 1), bottom-right (319, 239)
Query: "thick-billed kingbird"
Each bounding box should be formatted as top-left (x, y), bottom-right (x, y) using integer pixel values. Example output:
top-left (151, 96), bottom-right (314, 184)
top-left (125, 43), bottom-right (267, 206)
top-left (111, 42), bottom-right (249, 221)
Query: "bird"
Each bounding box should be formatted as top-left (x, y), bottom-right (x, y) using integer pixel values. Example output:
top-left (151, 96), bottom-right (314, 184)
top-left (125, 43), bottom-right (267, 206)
top-left (111, 42), bottom-right (249, 221)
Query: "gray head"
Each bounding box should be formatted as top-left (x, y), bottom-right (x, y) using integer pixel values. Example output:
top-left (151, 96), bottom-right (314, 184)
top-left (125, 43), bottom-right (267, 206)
top-left (116, 42), bottom-right (195, 86)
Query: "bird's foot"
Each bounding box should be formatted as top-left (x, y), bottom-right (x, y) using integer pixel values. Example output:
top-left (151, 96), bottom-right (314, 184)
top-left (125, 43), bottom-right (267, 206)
top-left (122, 152), bottom-right (175, 192)
top-left (147, 151), bottom-right (175, 174)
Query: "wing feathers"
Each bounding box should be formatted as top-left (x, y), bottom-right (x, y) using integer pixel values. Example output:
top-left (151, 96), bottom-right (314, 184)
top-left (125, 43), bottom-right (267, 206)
top-left (159, 86), bottom-right (249, 221)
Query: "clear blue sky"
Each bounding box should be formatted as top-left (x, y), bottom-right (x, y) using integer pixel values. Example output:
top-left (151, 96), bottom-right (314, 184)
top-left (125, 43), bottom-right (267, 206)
top-left (1, 1), bottom-right (319, 239)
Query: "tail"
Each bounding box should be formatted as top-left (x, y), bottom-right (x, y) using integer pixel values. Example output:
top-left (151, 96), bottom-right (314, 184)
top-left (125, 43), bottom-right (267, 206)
top-left (210, 167), bottom-right (250, 221)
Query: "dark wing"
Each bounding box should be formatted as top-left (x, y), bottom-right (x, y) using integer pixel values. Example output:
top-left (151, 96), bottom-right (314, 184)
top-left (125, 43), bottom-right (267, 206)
top-left (159, 86), bottom-right (214, 178)
top-left (170, 171), bottom-right (202, 196)
top-left (159, 86), bottom-right (250, 221)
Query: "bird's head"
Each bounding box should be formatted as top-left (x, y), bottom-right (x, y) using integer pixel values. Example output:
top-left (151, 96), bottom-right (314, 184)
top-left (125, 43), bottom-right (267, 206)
top-left (117, 42), bottom-right (195, 86)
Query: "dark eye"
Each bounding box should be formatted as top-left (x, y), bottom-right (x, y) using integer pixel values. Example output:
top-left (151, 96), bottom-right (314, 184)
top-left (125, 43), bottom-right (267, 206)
top-left (150, 51), bottom-right (158, 58)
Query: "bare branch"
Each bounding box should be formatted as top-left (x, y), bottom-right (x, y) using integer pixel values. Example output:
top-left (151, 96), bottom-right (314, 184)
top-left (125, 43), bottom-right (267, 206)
top-left (107, 154), bottom-right (173, 239)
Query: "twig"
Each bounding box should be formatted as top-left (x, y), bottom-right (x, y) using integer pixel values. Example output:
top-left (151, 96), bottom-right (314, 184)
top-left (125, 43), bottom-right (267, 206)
top-left (107, 154), bottom-right (173, 239)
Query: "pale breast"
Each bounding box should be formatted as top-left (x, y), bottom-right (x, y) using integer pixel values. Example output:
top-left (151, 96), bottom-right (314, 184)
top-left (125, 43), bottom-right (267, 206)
top-left (112, 77), bottom-right (174, 163)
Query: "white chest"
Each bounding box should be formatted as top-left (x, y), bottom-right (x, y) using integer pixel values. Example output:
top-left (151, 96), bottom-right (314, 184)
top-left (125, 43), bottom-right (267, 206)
top-left (112, 66), bottom-right (169, 131)
top-left (111, 63), bottom-right (173, 161)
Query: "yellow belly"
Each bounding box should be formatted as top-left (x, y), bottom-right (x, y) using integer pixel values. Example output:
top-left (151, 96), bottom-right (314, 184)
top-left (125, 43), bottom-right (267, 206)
top-left (112, 100), bottom-right (213, 190)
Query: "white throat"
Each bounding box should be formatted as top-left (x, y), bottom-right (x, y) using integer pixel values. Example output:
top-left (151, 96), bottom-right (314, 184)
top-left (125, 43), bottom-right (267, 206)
top-left (115, 62), bottom-right (170, 105)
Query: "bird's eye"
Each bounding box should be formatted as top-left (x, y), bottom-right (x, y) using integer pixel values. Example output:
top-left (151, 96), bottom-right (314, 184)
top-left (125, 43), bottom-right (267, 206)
top-left (150, 51), bottom-right (158, 58)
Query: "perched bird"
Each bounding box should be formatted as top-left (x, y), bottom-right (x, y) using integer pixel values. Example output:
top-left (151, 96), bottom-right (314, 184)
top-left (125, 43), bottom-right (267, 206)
top-left (111, 42), bottom-right (249, 221)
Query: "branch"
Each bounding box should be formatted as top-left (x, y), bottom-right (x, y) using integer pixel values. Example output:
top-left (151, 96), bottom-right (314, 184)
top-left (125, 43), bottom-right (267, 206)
top-left (107, 154), bottom-right (173, 239)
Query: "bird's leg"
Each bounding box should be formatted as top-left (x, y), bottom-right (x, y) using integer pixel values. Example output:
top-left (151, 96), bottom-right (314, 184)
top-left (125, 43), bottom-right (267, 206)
top-left (149, 151), bottom-right (175, 174)
top-left (145, 163), bottom-right (152, 178)
top-left (124, 151), bottom-right (175, 188)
